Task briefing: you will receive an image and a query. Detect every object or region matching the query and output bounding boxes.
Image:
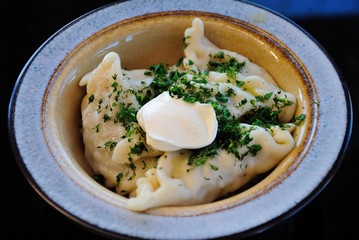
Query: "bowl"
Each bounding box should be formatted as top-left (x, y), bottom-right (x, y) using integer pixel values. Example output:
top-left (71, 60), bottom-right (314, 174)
top-left (8, 0), bottom-right (352, 239)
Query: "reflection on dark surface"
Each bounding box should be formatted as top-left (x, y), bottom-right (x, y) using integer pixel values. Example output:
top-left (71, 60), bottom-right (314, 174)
top-left (3, 0), bottom-right (358, 239)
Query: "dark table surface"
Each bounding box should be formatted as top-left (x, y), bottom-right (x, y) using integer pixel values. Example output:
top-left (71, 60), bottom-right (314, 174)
top-left (3, 1), bottom-right (358, 239)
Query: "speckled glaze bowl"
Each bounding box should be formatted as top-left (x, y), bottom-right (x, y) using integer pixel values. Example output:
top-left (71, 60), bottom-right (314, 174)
top-left (8, 0), bottom-right (352, 239)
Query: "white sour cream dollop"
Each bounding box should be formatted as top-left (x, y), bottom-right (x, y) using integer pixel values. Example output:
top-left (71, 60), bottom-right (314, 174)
top-left (136, 91), bottom-right (218, 151)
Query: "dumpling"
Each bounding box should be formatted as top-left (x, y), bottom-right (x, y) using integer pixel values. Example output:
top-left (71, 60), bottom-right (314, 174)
top-left (183, 17), bottom-right (274, 83)
top-left (127, 124), bottom-right (295, 211)
top-left (79, 52), bottom-right (161, 194)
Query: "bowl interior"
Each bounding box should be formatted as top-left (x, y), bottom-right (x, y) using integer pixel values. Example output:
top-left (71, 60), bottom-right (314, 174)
top-left (44, 11), bottom-right (315, 216)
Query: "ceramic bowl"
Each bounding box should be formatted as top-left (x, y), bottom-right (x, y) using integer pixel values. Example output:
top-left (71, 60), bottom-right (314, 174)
top-left (8, 0), bottom-right (352, 239)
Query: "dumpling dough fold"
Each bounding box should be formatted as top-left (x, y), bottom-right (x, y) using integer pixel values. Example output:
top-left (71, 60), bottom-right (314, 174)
top-left (127, 124), bottom-right (295, 211)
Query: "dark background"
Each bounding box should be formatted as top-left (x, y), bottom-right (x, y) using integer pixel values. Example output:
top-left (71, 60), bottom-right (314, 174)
top-left (3, 0), bottom-right (358, 239)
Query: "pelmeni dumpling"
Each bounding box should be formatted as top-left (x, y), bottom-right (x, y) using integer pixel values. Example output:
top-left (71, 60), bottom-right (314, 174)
top-left (183, 17), bottom-right (275, 83)
top-left (79, 52), bottom-right (161, 194)
top-left (79, 17), bottom-right (302, 211)
top-left (127, 124), bottom-right (295, 211)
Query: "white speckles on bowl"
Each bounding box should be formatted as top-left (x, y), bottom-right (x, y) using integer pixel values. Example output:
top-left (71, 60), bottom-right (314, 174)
top-left (8, 0), bottom-right (352, 239)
